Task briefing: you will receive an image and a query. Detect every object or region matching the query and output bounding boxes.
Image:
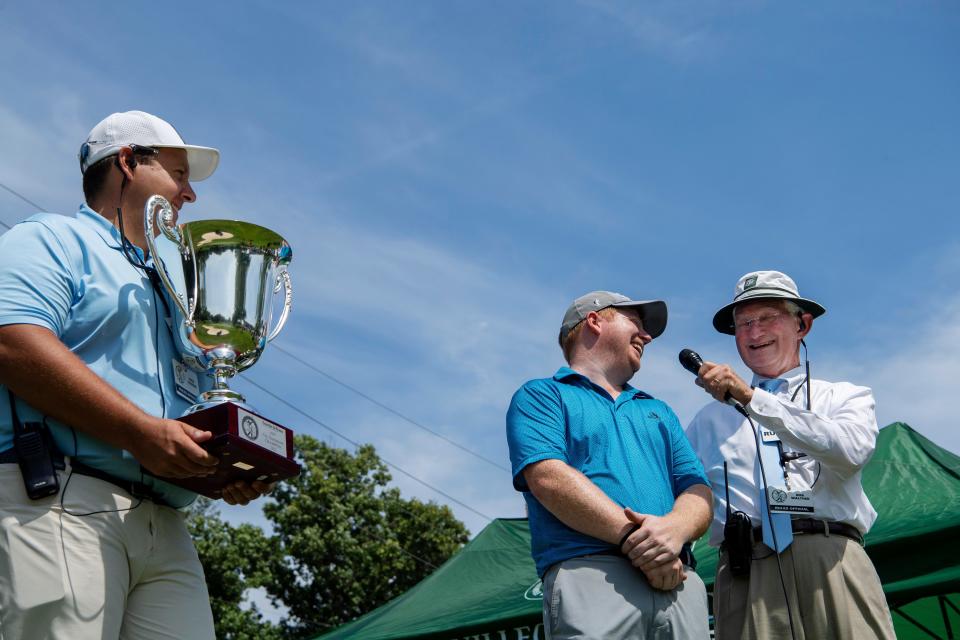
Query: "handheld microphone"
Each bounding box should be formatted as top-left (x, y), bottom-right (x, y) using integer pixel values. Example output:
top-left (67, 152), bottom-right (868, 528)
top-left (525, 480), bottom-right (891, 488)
top-left (678, 348), bottom-right (704, 376)
top-left (678, 348), bottom-right (748, 416)
top-left (681, 350), bottom-right (798, 638)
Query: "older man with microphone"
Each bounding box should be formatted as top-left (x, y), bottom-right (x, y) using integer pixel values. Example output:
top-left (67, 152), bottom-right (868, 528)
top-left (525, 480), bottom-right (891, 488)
top-left (683, 270), bottom-right (895, 640)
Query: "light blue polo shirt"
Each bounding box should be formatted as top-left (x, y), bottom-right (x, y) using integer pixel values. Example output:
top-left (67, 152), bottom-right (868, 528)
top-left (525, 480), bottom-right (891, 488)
top-left (506, 367), bottom-right (709, 577)
top-left (0, 204), bottom-right (208, 508)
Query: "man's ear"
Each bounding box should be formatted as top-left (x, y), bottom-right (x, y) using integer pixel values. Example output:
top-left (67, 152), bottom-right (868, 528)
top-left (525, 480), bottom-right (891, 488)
top-left (584, 310), bottom-right (604, 336)
top-left (798, 313), bottom-right (813, 337)
top-left (115, 147), bottom-right (137, 180)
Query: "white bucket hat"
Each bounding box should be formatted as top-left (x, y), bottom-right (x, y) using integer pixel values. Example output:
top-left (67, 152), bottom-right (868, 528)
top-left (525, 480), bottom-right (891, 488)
top-left (712, 270), bottom-right (825, 335)
top-left (78, 110), bottom-right (220, 181)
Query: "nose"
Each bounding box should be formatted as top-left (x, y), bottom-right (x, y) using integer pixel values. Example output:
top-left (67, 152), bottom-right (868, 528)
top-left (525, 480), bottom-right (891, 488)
top-left (181, 181), bottom-right (197, 204)
top-left (745, 321), bottom-right (766, 338)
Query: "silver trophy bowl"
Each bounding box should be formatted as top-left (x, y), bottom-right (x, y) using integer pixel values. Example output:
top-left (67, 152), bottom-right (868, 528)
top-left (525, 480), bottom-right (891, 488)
top-left (144, 195), bottom-right (292, 412)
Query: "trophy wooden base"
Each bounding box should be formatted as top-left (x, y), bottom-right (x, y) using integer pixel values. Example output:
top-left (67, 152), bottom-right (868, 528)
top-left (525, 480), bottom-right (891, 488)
top-left (161, 402), bottom-right (301, 499)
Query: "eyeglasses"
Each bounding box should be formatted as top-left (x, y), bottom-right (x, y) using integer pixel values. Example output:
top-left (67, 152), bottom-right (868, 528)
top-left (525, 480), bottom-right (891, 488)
top-left (733, 312), bottom-right (784, 332)
top-left (129, 144), bottom-right (159, 158)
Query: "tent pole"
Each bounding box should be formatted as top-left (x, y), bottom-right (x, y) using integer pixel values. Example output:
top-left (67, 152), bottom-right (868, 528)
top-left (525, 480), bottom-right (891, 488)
top-left (940, 596), bottom-right (955, 640)
top-left (893, 607), bottom-right (945, 640)
top-left (944, 596), bottom-right (960, 618)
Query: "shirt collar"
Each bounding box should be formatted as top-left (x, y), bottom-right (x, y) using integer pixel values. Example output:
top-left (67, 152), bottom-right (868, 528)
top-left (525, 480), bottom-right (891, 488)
top-left (77, 203), bottom-right (147, 262)
top-left (752, 365), bottom-right (805, 395)
top-left (552, 366), bottom-right (650, 399)
top-left (553, 366), bottom-right (583, 383)
top-left (554, 366), bottom-right (634, 388)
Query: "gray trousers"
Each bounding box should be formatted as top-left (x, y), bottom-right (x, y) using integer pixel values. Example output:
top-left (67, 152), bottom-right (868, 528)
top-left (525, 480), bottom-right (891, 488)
top-left (541, 554), bottom-right (709, 640)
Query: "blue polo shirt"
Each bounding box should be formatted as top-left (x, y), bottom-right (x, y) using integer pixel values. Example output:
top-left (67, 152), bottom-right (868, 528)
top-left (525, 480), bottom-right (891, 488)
top-left (0, 205), bottom-right (208, 508)
top-left (506, 367), bottom-right (709, 577)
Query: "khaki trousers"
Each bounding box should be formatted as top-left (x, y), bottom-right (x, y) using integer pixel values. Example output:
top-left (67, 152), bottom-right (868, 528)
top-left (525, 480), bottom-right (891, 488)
top-left (714, 533), bottom-right (895, 640)
top-left (0, 464), bottom-right (215, 640)
top-left (542, 553), bottom-right (709, 639)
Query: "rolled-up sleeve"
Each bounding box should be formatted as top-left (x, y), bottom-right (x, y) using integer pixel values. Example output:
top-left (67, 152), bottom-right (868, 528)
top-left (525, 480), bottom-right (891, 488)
top-left (0, 219), bottom-right (77, 335)
top-left (506, 380), bottom-right (567, 491)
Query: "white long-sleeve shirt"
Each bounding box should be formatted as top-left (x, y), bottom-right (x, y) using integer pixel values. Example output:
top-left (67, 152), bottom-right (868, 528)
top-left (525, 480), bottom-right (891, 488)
top-left (685, 365), bottom-right (879, 547)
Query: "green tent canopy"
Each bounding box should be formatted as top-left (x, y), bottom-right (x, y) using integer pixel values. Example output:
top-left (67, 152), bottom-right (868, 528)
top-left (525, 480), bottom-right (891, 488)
top-left (318, 423), bottom-right (960, 639)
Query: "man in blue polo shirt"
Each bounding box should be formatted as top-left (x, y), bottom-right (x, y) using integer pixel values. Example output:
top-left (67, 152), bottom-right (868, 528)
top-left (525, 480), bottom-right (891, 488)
top-left (506, 291), bottom-right (712, 639)
top-left (0, 111), bottom-right (271, 640)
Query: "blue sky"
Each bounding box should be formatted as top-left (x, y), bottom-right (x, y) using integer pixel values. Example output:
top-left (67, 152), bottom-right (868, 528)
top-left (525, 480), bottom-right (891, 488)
top-left (2, 2), bottom-right (959, 549)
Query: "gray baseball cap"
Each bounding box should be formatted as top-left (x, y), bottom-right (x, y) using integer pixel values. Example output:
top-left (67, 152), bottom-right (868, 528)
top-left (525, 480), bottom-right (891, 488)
top-left (712, 270), bottom-right (826, 334)
top-left (558, 291), bottom-right (667, 346)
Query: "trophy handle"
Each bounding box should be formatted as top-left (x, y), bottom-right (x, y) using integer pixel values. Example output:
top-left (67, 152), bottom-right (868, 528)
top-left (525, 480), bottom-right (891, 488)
top-left (144, 195), bottom-right (194, 323)
top-left (267, 268), bottom-right (292, 343)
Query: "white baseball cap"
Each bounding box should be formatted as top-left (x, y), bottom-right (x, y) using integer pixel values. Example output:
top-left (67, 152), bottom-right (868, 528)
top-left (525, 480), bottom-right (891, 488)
top-left (78, 110), bottom-right (220, 181)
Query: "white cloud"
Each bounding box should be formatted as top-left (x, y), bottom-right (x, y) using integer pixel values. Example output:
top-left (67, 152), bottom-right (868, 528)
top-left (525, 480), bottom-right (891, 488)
top-left (242, 586), bottom-right (288, 625)
top-left (576, 0), bottom-right (721, 63)
top-left (277, 214), bottom-right (563, 396)
top-left (827, 295), bottom-right (960, 454)
top-left (0, 102), bottom-right (81, 216)
top-left (373, 428), bottom-right (518, 536)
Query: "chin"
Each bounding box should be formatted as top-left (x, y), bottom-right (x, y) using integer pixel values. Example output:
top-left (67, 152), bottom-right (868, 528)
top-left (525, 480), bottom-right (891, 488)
top-left (752, 362), bottom-right (789, 378)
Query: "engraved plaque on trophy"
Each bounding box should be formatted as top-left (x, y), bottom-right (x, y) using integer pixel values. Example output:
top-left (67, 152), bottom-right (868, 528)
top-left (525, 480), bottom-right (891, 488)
top-left (145, 195), bottom-right (301, 498)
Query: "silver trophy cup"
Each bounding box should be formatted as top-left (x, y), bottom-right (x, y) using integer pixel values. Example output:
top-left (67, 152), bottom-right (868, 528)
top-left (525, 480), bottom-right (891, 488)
top-left (144, 194), bottom-right (292, 411)
top-left (143, 194), bottom-right (300, 497)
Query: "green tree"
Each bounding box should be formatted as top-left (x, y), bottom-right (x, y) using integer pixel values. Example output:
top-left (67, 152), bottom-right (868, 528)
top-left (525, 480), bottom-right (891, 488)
top-left (262, 436), bottom-right (470, 638)
top-left (188, 436), bottom-right (470, 639)
top-left (186, 498), bottom-right (284, 640)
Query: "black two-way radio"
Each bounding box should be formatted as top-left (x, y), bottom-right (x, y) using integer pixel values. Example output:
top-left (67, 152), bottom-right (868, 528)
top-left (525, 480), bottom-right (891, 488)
top-left (722, 461), bottom-right (753, 576)
top-left (9, 391), bottom-right (60, 499)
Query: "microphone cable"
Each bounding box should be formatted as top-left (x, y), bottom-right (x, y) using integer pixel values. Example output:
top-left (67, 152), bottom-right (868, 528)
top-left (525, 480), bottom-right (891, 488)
top-left (745, 408), bottom-right (798, 640)
top-left (789, 344), bottom-right (820, 488)
top-left (60, 152), bottom-right (176, 516)
top-left (678, 349), bottom-right (797, 639)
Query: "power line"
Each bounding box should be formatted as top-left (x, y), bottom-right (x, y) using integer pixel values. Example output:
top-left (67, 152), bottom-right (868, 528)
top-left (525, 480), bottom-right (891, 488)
top-left (0, 178), bottom-right (496, 526)
top-left (393, 543), bottom-right (438, 571)
top-left (272, 343), bottom-right (510, 473)
top-left (1, 177), bottom-right (509, 476)
top-left (0, 181), bottom-right (44, 212)
top-left (0, 181), bottom-right (45, 231)
top-left (238, 375), bottom-right (494, 523)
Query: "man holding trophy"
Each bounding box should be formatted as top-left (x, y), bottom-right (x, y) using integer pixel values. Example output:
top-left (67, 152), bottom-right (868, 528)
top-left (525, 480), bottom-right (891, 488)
top-left (0, 111), bottom-right (291, 639)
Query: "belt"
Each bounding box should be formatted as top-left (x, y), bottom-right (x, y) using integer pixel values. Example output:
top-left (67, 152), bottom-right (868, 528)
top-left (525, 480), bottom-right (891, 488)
top-left (753, 518), bottom-right (864, 546)
top-left (68, 461), bottom-right (172, 507)
top-left (0, 447), bottom-right (170, 507)
top-left (0, 445), bottom-right (65, 469)
top-left (592, 542), bottom-right (697, 570)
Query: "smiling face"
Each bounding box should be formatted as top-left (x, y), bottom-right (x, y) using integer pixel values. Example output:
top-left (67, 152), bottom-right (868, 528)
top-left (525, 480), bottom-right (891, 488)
top-left (733, 299), bottom-right (806, 378)
top-left (131, 148), bottom-right (197, 217)
top-left (121, 147), bottom-right (198, 246)
top-left (601, 307), bottom-right (653, 376)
